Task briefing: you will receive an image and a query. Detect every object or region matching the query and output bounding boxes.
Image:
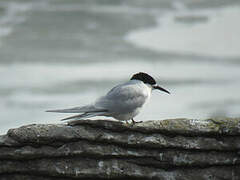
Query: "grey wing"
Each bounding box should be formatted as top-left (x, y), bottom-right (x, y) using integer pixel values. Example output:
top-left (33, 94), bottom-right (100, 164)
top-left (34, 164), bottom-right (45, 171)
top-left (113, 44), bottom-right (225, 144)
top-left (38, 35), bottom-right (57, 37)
top-left (94, 83), bottom-right (148, 113)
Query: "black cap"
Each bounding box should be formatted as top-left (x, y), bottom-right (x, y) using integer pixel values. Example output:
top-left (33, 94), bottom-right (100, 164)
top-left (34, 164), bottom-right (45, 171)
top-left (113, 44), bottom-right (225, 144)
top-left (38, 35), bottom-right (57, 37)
top-left (130, 72), bottom-right (156, 85)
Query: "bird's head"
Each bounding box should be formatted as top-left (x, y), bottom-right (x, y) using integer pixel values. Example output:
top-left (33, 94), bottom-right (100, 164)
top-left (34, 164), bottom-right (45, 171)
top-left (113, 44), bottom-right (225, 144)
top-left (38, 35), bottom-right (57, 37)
top-left (130, 72), bottom-right (170, 94)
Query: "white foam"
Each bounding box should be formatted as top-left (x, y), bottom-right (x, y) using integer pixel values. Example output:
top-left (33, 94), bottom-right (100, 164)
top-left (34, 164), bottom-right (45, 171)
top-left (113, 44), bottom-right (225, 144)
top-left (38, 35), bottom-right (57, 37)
top-left (126, 6), bottom-right (240, 58)
top-left (37, 3), bottom-right (158, 15)
top-left (1, 59), bottom-right (240, 91)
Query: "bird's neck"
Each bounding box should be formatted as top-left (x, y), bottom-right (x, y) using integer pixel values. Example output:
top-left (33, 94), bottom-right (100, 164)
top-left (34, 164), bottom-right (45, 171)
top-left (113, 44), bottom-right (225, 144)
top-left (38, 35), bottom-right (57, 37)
top-left (143, 83), bottom-right (153, 100)
top-left (145, 84), bottom-right (153, 92)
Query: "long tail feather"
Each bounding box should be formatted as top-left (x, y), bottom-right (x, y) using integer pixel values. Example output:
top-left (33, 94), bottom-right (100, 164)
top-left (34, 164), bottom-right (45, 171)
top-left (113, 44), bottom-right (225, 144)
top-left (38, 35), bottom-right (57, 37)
top-left (61, 111), bottom-right (107, 121)
top-left (46, 105), bottom-right (107, 114)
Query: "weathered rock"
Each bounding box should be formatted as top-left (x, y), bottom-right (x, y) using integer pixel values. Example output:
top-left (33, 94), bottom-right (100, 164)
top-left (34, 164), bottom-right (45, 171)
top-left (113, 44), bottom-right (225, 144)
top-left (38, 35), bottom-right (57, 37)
top-left (0, 118), bottom-right (240, 179)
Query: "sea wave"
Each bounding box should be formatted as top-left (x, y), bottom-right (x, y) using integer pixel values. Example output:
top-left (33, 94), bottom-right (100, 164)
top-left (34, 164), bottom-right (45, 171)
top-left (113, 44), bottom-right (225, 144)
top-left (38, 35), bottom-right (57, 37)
top-left (32, 2), bottom-right (163, 15)
top-left (0, 1), bottom-right (33, 44)
top-left (126, 4), bottom-right (240, 58)
top-left (0, 60), bottom-right (239, 92)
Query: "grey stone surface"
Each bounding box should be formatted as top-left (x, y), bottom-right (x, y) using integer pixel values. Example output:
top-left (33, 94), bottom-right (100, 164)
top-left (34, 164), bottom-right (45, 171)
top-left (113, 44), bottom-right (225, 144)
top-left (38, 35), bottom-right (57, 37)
top-left (1, 118), bottom-right (240, 179)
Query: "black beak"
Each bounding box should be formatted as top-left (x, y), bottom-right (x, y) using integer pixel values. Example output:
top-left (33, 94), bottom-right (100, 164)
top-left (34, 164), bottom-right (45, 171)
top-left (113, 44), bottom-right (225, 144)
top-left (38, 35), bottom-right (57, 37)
top-left (153, 85), bottom-right (170, 94)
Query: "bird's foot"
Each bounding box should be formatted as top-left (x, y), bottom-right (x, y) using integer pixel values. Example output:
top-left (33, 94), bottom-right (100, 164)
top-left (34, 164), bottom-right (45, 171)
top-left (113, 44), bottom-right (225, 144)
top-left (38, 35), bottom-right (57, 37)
top-left (131, 118), bottom-right (143, 125)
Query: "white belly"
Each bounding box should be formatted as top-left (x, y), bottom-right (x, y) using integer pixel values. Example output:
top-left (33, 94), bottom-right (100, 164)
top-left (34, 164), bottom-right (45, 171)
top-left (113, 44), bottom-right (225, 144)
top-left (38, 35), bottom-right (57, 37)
top-left (112, 107), bottom-right (142, 121)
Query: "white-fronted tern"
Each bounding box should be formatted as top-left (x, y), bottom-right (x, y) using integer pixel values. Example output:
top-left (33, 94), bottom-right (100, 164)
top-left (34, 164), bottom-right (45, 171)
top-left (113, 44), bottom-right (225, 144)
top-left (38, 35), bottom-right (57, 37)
top-left (47, 72), bottom-right (170, 124)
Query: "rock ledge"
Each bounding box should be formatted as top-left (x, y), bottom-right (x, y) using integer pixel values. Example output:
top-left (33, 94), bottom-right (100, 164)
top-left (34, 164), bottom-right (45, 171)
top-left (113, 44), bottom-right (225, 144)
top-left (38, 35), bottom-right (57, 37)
top-left (0, 118), bottom-right (240, 180)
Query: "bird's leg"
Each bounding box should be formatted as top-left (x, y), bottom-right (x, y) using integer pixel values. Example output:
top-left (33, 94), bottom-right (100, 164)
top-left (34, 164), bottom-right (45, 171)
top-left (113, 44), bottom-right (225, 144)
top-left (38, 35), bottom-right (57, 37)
top-left (131, 118), bottom-right (143, 124)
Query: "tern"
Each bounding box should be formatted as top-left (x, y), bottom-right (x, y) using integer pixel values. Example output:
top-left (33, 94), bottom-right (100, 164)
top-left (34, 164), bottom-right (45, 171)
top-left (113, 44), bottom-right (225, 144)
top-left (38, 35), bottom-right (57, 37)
top-left (47, 72), bottom-right (170, 124)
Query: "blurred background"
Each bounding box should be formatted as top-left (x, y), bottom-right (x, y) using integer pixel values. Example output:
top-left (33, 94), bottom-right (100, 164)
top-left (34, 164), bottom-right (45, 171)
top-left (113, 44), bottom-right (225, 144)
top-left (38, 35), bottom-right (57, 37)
top-left (0, 0), bottom-right (240, 134)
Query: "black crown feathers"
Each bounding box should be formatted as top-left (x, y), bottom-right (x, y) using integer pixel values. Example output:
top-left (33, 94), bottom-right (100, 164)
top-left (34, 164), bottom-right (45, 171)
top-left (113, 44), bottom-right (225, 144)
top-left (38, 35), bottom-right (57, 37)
top-left (130, 72), bottom-right (156, 85)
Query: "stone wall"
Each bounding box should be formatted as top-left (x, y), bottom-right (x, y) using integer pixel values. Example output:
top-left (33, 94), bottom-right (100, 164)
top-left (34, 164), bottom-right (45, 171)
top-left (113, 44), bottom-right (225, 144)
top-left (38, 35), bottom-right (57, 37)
top-left (0, 118), bottom-right (240, 179)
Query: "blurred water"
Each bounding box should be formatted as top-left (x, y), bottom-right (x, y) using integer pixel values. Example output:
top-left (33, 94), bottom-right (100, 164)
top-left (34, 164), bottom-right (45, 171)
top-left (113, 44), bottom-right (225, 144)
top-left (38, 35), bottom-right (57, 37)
top-left (0, 0), bottom-right (240, 134)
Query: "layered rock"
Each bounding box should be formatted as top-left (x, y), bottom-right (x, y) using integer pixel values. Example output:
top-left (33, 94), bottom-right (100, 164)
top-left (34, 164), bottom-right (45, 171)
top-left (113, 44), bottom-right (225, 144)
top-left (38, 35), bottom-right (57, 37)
top-left (0, 118), bottom-right (240, 179)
